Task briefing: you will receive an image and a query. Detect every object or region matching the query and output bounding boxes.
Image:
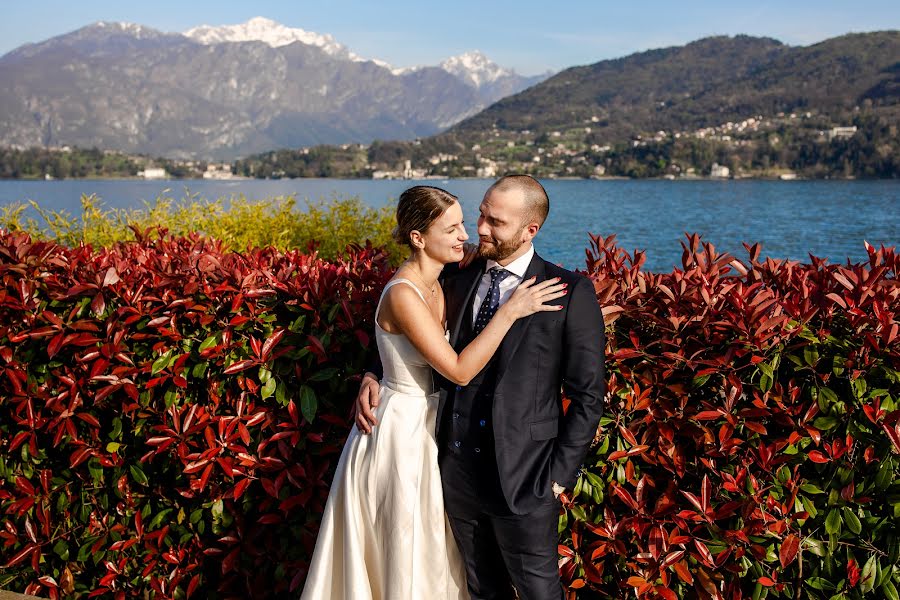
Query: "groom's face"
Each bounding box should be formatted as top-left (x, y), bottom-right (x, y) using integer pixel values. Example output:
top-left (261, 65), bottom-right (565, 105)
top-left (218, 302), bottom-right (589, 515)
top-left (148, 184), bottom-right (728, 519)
top-left (476, 188), bottom-right (532, 262)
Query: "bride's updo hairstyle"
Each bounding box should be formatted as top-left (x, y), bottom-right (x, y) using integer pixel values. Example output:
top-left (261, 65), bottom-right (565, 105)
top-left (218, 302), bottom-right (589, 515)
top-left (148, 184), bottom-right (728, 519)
top-left (393, 186), bottom-right (458, 249)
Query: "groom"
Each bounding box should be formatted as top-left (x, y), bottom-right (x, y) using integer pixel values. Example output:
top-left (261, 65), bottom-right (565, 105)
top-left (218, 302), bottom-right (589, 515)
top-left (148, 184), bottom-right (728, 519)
top-left (356, 174), bottom-right (606, 599)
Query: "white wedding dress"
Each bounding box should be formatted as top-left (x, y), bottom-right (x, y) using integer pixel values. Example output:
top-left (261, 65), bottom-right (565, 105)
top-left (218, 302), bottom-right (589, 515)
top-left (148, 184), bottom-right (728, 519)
top-left (301, 279), bottom-right (467, 600)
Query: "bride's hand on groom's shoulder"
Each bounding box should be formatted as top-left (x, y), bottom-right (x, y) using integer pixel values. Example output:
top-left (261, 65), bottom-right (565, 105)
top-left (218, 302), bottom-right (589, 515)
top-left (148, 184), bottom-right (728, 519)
top-left (458, 243), bottom-right (479, 268)
top-left (354, 372), bottom-right (381, 434)
top-left (502, 276), bottom-right (567, 320)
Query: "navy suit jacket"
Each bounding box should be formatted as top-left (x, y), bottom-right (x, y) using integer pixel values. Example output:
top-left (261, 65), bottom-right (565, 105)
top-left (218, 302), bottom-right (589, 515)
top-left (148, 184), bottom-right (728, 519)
top-left (437, 253), bottom-right (606, 514)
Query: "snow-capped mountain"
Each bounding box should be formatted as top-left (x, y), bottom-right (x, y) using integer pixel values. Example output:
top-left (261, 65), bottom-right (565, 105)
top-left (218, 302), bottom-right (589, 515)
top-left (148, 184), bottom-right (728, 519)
top-left (441, 51), bottom-right (513, 88)
top-left (185, 17), bottom-right (356, 61)
top-left (0, 17), bottom-right (552, 158)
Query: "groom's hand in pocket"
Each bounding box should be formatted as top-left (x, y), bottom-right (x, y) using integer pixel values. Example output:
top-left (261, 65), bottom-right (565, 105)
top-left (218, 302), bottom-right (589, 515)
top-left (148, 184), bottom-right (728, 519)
top-left (354, 372), bottom-right (381, 433)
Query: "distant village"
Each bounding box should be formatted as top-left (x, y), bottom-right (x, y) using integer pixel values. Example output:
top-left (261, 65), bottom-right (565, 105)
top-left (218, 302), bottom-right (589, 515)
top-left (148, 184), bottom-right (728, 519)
top-left (20, 112), bottom-right (865, 181)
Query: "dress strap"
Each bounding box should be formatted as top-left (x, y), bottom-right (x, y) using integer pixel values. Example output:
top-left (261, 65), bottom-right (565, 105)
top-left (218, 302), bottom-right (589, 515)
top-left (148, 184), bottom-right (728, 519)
top-left (375, 279), bottom-right (430, 325)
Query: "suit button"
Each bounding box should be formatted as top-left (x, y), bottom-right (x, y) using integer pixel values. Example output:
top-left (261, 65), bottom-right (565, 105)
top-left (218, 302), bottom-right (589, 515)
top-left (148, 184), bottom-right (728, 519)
top-left (453, 413), bottom-right (460, 420)
top-left (456, 385), bottom-right (462, 391)
top-left (454, 441), bottom-right (461, 448)
top-left (479, 419), bottom-right (486, 427)
top-left (474, 448), bottom-right (481, 453)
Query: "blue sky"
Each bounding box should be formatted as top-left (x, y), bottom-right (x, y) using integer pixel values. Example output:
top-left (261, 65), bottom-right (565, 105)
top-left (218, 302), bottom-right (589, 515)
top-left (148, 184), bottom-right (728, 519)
top-left (2, 0), bottom-right (897, 74)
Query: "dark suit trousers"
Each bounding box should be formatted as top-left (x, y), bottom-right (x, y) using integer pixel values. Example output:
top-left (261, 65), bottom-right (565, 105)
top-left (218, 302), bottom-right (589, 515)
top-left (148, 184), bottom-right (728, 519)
top-left (440, 452), bottom-right (564, 600)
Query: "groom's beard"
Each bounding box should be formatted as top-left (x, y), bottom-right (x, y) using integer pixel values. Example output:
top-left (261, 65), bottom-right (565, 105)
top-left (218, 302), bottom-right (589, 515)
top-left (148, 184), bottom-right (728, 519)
top-left (478, 235), bottom-right (524, 261)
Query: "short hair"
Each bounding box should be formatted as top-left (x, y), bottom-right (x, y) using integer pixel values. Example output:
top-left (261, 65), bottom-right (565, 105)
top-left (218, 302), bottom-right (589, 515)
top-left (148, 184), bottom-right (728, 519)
top-left (486, 174), bottom-right (549, 227)
top-left (393, 186), bottom-right (458, 248)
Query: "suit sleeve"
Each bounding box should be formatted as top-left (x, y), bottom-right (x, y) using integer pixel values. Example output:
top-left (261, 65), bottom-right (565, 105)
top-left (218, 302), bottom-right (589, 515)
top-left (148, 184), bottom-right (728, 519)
top-left (550, 275), bottom-right (606, 489)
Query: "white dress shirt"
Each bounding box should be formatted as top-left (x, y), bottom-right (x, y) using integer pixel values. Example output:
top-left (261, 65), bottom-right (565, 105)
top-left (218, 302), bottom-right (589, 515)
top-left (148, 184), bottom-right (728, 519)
top-left (471, 244), bottom-right (535, 325)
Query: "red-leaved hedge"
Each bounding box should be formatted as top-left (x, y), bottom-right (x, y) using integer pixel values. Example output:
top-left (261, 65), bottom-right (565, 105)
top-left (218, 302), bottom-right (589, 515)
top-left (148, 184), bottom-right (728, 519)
top-left (0, 228), bottom-right (391, 598)
top-left (561, 234), bottom-right (899, 600)
top-left (1, 228), bottom-right (898, 599)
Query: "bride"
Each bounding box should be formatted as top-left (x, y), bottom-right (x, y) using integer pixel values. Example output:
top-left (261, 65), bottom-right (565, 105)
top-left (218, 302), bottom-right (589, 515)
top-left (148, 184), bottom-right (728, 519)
top-left (300, 186), bottom-right (566, 600)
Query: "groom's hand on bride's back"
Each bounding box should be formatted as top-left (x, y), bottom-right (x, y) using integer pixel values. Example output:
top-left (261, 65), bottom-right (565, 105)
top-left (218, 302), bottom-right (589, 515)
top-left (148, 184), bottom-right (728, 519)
top-left (354, 372), bottom-right (381, 433)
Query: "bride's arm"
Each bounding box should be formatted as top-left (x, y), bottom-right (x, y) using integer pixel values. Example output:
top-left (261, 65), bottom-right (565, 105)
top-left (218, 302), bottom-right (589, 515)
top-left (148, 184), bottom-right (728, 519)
top-left (381, 278), bottom-right (565, 386)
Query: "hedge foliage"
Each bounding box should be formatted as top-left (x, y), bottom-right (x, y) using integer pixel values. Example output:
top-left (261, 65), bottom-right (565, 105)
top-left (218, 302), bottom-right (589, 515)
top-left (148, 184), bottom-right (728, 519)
top-left (0, 227), bottom-right (898, 599)
top-left (562, 235), bottom-right (900, 600)
top-left (0, 228), bottom-right (392, 598)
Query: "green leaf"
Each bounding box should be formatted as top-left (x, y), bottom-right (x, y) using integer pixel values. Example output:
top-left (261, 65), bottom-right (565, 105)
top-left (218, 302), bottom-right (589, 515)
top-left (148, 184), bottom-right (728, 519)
top-left (800, 483), bottom-right (825, 494)
top-left (860, 555), bottom-right (877, 594)
top-left (802, 496), bottom-right (819, 519)
top-left (130, 464), bottom-right (149, 486)
top-left (813, 416), bottom-right (840, 430)
top-left (109, 417), bottom-right (123, 440)
top-left (192, 362), bottom-right (208, 378)
top-left (77, 538), bottom-right (98, 562)
top-left (804, 347), bottom-right (819, 367)
top-left (148, 508), bottom-right (174, 531)
top-left (289, 315), bottom-right (306, 333)
top-left (875, 457), bottom-right (894, 490)
top-left (52, 539), bottom-right (70, 561)
top-left (805, 536), bottom-right (826, 556)
top-left (151, 350), bottom-right (172, 374)
top-left (300, 385), bottom-right (317, 423)
top-left (309, 367), bottom-right (340, 382)
top-left (806, 577), bottom-right (835, 591)
top-left (883, 581), bottom-right (900, 600)
top-left (759, 362), bottom-right (774, 379)
top-left (258, 366), bottom-right (272, 384)
top-left (199, 334), bottom-right (219, 352)
top-left (105, 442), bottom-right (121, 453)
top-left (261, 377), bottom-right (276, 400)
top-left (760, 372), bottom-right (772, 392)
top-left (569, 505), bottom-right (587, 522)
top-left (842, 507), bottom-right (862, 534)
top-left (825, 509), bottom-right (842, 535)
top-left (818, 386), bottom-right (838, 410)
top-left (275, 382), bottom-right (289, 406)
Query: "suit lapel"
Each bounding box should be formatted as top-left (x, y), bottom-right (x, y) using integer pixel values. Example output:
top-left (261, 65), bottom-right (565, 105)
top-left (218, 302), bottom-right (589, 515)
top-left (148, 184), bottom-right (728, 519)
top-left (495, 254), bottom-right (546, 380)
top-left (447, 260), bottom-right (486, 348)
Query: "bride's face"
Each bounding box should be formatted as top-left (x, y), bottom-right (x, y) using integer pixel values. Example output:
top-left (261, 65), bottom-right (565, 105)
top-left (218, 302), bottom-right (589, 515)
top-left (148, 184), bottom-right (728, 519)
top-left (422, 201), bottom-right (468, 264)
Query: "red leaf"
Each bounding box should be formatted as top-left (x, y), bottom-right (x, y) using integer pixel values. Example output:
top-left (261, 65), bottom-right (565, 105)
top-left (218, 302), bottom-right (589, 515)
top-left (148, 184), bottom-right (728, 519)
top-left (15, 476), bottom-right (35, 496)
top-left (76, 413), bottom-right (102, 429)
top-left (5, 543), bottom-right (38, 567)
top-left (223, 359), bottom-right (255, 375)
top-left (91, 293), bottom-right (106, 317)
top-left (47, 333), bottom-right (66, 358)
top-left (232, 478), bottom-right (252, 500)
top-left (780, 534), bottom-right (800, 569)
top-left (261, 328), bottom-right (286, 361)
top-left (673, 561), bottom-right (694, 584)
top-left (612, 484), bottom-right (639, 511)
top-left (102, 267), bottom-right (121, 287)
top-left (808, 451), bottom-right (830, 464)
top-left (882, 422), bottom-right (900, 454)
top-left (187, 575), bottom-right (201, 599)
top-left (693, 539), bottom-right (715, 567)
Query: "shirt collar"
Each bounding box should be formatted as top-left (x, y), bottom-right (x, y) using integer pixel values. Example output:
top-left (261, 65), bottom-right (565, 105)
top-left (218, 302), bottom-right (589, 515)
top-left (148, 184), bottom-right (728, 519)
top-left (486, 244), bottom-right (534, 280)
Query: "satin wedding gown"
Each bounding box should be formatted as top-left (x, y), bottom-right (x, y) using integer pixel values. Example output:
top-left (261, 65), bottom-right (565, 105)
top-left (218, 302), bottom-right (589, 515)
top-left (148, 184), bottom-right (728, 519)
top-left (301, 279), bottom-right (467, 600)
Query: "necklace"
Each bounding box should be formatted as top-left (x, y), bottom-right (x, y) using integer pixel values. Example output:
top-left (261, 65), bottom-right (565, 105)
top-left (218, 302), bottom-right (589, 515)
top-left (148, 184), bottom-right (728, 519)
top-left (404, 263), bottom-right (438, 299)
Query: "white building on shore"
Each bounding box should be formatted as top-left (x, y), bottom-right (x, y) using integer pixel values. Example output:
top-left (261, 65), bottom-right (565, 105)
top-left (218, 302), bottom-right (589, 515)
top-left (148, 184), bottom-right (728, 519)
top-left (710, 163), bottom-right (730, 178)
top-left (138, 167), bottom-right (168, 179)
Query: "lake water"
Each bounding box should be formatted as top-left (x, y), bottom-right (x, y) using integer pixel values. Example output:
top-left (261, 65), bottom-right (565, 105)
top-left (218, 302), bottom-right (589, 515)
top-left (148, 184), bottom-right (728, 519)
top-left (1, 178), bottom-right (897, 272)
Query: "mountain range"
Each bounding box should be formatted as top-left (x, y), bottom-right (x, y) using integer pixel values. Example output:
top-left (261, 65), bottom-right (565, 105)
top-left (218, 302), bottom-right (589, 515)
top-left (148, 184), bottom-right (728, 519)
top-left (0, 17), bottom-right (549, 159)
